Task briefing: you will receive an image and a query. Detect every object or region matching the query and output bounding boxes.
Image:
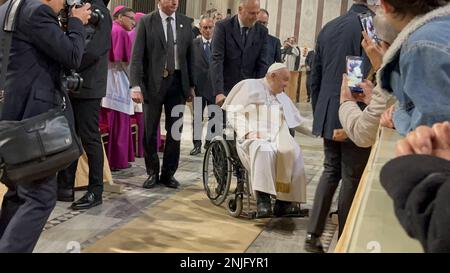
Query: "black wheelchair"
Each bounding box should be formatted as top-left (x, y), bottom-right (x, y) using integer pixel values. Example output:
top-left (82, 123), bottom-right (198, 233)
top-left (202, 128), bottom-right (257, 219)
top-left (202, 128), bottom-right (309, 219)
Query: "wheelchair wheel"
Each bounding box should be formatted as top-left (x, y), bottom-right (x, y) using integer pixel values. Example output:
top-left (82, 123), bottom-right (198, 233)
top-left (203, 138), bottom-right (232, 206)
top-left (226, 195), bottom-right (243, 218)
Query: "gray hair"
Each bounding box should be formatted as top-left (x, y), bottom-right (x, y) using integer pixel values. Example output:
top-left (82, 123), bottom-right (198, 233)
top-left (239, 0), bottom-right (261, 7)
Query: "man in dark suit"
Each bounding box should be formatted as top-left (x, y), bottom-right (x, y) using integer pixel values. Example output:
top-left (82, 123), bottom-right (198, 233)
top-left (0, 0), bottom-right (90, 253)
top-left (57, 0), bottom-right (112, 210)
top-left (305, 0), bottom-right (373, 253)
top-left (211, 0), bottom-right (269, 106)
top-left (305, 49), bottom-right (315, 102)
top-left (256, 9), bottom-right (282, 65)
top-left (130, 0), bottom-right (195, 190)
top-left (190, 16), bottom-right (215, 156)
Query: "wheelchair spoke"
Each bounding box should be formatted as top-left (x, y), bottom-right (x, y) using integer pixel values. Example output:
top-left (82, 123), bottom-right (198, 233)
top-left (203, 140), bottom-right (232, 206)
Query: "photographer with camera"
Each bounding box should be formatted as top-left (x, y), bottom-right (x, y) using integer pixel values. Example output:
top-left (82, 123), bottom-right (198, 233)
top-left (0, 0), bottom-right (91, 253)
top-left (57, 0), bottom-right (112, 211)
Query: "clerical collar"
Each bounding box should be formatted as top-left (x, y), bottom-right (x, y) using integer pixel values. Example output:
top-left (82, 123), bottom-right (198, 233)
top-left (262, 78), bottom-right (278, 100)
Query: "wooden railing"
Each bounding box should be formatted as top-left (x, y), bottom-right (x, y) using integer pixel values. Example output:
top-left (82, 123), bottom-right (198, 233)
top-left (287, 69), bottom-right (309, 104)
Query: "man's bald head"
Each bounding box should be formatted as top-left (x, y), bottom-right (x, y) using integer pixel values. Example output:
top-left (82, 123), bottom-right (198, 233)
top-left (238, 0), bottom-right (261, 28)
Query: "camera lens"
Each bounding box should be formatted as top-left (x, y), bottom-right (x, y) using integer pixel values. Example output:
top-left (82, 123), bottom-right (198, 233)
top-left (89, 9), bottom-right (104, 27)
top-left (64, 72), bottom-right (84, 93)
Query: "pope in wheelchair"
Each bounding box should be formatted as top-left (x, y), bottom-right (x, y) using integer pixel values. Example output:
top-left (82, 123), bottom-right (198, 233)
top-left (220, 63), bottom-right (313, 218)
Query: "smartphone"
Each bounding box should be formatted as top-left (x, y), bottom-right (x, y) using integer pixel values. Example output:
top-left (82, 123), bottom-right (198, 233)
top-left (359, 13), bottom-right (379, 44)
top-left (346, 56), bottom-right (364, 93)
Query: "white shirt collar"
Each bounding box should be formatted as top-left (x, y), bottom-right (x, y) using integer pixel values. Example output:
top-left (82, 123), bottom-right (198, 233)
top-left (238, 16), bottom-right (254, 29)
top-left (202, 36), bottom-right (211, 44)
top-left (238, 16), bottom-right (245, 29)
top-left (159, 9), bottom-right (175, 22)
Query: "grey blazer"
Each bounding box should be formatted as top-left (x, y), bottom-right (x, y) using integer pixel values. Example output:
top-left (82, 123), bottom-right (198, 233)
top-left (192, 37), bottom-right (214, 103)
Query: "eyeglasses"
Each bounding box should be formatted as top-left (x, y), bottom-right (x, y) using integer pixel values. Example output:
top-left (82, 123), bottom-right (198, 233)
top-left (122, 15), bottom-right (136, 21)
top-left (201, 26), bottom-right (214, 30)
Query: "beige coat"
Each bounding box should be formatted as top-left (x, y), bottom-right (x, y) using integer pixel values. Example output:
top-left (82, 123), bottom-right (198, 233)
top-left (339, 85), bottom-right (396, 148)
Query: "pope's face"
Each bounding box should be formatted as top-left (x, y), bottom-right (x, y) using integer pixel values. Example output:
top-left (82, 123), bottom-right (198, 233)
top-left (269, 69), bottom-right (290, 94)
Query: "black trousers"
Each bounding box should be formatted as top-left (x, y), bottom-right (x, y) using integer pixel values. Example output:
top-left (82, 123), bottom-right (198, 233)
top-left (0, 175), bottom-right (57, 253)
top-left (307, 139), bottom-right (371, 237)
top-left (143, 71), bottom-right (186, 179)
top-left (192, 96), bottom-right (214, 148)
top-left (58, 98), bottom-right (104, 196)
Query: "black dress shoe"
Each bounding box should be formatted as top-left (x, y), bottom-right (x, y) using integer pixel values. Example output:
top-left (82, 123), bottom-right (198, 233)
top-left (273, 201), bottom-right (309, 218)
top-left (190, 146), bottom-right (202, 156)
top-left (273, 200), bottom-right (294, 217)
top-left (304, 234), bottom-right (325, 253)
top-left (143, 174), bottom-right (160, 189)
top-left (57, 188), bottom-right (75, 203)
top-left (204, 141), bottom-right (211, 150)
top-left (71, 192), bottom-right (102, 211)
top-left (256, 191), bottom-right (272, 218)
top-left (160, 176), bottom-right (180, 189)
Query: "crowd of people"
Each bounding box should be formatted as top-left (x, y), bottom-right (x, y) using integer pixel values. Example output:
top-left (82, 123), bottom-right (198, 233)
top-left (0, 0), bottom-right (449, 254)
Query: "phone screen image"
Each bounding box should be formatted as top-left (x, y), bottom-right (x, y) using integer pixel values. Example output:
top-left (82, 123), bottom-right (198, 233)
top-left (347, 56), bottom-right (364, 93)
top-left (359, 13), bottom-right (379, 44)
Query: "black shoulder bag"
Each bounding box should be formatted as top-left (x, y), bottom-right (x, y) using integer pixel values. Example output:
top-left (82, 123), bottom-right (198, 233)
top-left (0, 0), bottom-right (83, 185)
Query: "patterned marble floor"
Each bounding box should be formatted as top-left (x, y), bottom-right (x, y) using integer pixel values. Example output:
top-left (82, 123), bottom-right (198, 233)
top-left (33, 103), bottom-right (338, 253)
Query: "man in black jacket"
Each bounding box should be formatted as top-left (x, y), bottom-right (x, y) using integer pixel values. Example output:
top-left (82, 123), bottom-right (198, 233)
top-left (211, 0), bottom-right (268, 106)
top-left (130, 0), bottom-right (195, 190)
top-left (57, 0), bottom-right (112, 210)
top-left (256, 9), bottom-right (282, 65)
top-left (305, 0), bottom-right (373, 253)
top-left (190, 16), bottom-right (215, 156)
top-left (381, 122), bottom-right (450, 253)
top-left (305, 49), bottom-right (315, 102)
top-left (0, 0), bottom-right (90, 253)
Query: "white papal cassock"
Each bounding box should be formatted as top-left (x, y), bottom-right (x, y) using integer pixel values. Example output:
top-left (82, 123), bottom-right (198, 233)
top-left (222, 78), bottom-right (308, 203)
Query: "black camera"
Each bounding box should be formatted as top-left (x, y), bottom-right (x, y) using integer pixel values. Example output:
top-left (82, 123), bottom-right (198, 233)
top-left (60, 0), bottom-right (105, 30)
top-left (63, 70), bottom-right (84, 93)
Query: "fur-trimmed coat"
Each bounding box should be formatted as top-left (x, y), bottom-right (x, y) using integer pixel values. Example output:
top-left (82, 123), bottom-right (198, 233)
top-left (378, 4), bottom-right (450, 136)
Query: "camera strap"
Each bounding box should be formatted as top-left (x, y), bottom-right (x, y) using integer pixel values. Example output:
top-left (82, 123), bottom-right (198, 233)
top-left (0, 0), bottom-right (23, 91)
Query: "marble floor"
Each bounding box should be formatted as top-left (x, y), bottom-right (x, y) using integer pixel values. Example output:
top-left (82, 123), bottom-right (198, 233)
top-left (33, 103), bottom-right (338, 253)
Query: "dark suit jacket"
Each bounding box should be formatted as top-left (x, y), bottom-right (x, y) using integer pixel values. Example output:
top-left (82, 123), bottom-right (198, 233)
top-left (130, 10), bottom-right (194, 101)
top-left (266, 34), bottom-right (282, 65)
top-left (211, 15), bottom-right (269, 96)
top-left (0, 0), bottom-right (85, 122)
top-left (192, 37), bottom-right (214, 103)
top-left (380, 155), bottom-right (450, 253)
top-left (305, 50), bottom-right (315, 74)
top-left (305, 50), bottom-right (315, 87)
top-left (72, 0), bottom-right (112, 99)
top-left (311, 4), bottom-right (371, 139)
